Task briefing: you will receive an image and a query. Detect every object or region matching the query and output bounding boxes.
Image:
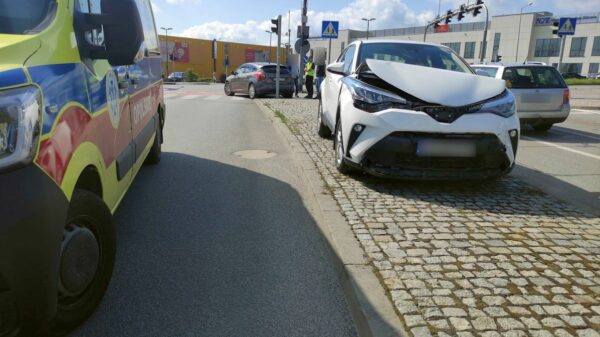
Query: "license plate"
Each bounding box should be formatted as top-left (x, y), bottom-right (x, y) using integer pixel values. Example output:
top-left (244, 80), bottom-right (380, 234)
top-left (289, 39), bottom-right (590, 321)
top-left (416, 139), bottom-right (476, 158)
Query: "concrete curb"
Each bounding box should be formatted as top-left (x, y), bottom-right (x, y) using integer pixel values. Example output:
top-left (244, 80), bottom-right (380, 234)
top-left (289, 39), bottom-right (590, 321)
top-left (254, 100), bottom-right (408, 337)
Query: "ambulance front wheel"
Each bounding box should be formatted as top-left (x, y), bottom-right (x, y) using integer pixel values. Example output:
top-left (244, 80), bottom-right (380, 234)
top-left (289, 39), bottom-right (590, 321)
top-left (49, 189), bottom-right (116, 335)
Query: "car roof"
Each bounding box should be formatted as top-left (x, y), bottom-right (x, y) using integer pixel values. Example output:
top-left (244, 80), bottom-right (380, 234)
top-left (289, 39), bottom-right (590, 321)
top-left (350, 39), bottom-right (446, 48)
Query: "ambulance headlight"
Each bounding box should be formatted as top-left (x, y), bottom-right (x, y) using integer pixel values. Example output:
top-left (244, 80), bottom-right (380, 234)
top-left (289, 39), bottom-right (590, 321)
top-left (0, 86), bottom-right (42, 172)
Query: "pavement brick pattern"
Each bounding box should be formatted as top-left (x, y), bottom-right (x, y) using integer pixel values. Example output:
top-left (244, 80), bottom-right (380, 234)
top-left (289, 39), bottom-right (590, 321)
top-left (260, 98), bottom-right (600, 337)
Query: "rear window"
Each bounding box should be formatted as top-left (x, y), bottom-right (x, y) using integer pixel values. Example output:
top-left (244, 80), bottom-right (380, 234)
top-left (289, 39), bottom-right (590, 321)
top-left (261, 66), bottom-right (290, 75)
top-left (502, 67), bottom-right (565, 89)
top-left (472, 67), bottom-right (499, 78)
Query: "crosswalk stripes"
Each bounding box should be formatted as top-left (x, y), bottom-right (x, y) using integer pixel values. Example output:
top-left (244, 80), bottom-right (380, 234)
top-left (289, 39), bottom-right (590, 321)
top-left (164, 94), bottom-right (249, 102)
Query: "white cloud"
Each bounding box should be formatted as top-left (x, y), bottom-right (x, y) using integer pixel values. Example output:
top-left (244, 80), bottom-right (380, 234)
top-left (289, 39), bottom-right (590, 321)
top-left (151, 1), bottom-right (161, 14)
top-left (180, 0), bottom-right (437, 45)
top-left (552, 0), bottom-right (600, 13)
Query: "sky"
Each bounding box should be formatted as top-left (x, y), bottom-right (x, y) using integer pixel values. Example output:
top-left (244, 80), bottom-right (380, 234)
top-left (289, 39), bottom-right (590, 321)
top-left (151, 0), bottom-right (600, 46)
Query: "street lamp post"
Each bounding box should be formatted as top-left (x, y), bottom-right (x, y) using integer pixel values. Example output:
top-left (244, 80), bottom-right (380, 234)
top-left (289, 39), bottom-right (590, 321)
top-left (265, 30), bottom-right (273, 62)
top-left (161, 27), bottom-right (173, 77)
top-left (515, 2), bottom-right (534, 62)
top-left (362, 18), bottom-right (376, 40)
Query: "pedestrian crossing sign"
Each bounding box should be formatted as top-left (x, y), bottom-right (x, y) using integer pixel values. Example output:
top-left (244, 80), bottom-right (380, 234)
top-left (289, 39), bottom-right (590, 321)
top-left (557, 17), bottom-right (577, 36)
top-left (322, 21), bottom-right (339, 39)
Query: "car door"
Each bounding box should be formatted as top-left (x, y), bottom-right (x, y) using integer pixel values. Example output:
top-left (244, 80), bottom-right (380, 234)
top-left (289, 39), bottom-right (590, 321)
top-left (231, 65), bottom-right (246, 92)
top-left (242, 64), bottom-right (257, 94)
top-left (129, 0), bottom-right (162, 176)
top-left (323, 44), bottom-right (357, 128)
top-left (75, 0), bottom-right (134, 203)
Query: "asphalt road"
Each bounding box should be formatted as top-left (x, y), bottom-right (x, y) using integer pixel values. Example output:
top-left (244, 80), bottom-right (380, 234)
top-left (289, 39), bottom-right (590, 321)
top-left (71, 84), bottom-right (357, 337)
top-left (515, 107), bottom-right (600, 215)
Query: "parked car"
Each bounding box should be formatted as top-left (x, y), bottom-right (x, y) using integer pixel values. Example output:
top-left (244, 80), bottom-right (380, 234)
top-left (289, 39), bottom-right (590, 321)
top-left (167, 71), bottom-right (185, 82)
top-left (318, 40), bottom-right (519, 180)
top-left (587, 73), bottom-right (600, 79)
top-left (0, 0), bottom-right (164, 335)
top-left (224, 63), bottom-right (295, 99)
top-left (561, 72), bottom-right (586, 79)
top-left (473, 64), bottom-right (570, 131)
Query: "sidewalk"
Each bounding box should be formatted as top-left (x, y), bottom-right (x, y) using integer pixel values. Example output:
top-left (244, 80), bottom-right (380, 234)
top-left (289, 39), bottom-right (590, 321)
top-left (570, 85), bottom-right (600, 110)
top-left (260, 97), bottom-right (600, 337)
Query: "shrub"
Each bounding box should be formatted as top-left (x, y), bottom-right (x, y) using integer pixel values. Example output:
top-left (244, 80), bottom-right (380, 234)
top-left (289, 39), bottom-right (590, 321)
top-left (566, 79), bottom-right (600, 85)
top-left (184, 68), bottom-right (199, 82)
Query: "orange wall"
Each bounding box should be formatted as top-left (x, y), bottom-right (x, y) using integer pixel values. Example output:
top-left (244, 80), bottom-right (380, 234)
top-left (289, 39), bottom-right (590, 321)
top-left (159, 35), bottom-right (286, 81)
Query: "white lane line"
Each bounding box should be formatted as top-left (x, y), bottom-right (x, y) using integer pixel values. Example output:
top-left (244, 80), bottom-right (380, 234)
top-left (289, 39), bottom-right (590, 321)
top-left (553, 128), bottom-right (600, 142)
top-left (204, 95), bottom-right (222, 100)
top-left (572, 109), bottom-right (600, 115)
top-left (181, 95), bottom-right (202, 100)
top-left (522, 136), bottom-right (600, 160)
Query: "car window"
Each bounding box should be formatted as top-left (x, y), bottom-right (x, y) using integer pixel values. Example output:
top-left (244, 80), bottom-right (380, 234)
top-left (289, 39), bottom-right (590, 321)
top-left (245, 65), bottom-right (257, 73)
top-left (336, 48), bottom-right (348, 63)
top-left (0, 0), bottom-right (56, 34)
top-left (343, 45), bottom-right (356, 74)
top-left (357, 43), bottom-right (472, 74)
top-left (502, 67), bottom-right (565, 89)
top-left (134, 0), bottom-right (159, 52)
top-left (261, 66), bottom-right (291, 75)
top-left (472, 67), bottom-right (499, 78)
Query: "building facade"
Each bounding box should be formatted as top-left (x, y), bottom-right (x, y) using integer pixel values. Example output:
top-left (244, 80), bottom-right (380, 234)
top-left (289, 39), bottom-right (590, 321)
top-left (308, 11), bottom-right (600, 75)
top-left (158, 35), bottom-right (284, 81)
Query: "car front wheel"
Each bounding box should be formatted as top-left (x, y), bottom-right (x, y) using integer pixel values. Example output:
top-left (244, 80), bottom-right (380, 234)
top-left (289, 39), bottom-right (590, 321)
top-left (317, 100), bottom-right (331, 138)
top-left (224, 82), bottom-right (234, 96)
top-left (334, 121), bottom-right (352, 174)
top-left (49, 189), bottom-right (116, 335)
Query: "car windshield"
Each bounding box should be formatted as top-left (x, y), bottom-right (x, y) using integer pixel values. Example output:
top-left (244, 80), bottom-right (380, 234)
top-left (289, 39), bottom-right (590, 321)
top-left (357, 42), bottom-right (473, 74)
top-left (502, 67), bottom-right (566, 89)
top-left (0, 0), bottom-right (55, 34)
top-left (472, 67), bottom-right (499, 78)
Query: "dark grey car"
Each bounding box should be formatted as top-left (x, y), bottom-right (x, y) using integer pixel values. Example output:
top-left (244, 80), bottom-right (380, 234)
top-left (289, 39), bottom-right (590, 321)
top-left (224, 62), bottom-right (295, 99)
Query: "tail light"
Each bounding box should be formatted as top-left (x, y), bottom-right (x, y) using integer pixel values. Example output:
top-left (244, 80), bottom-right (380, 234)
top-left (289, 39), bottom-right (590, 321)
top-left (563, 89), bottom-right (570, 105)
top-left (254, 71), bottom-right (266, 81)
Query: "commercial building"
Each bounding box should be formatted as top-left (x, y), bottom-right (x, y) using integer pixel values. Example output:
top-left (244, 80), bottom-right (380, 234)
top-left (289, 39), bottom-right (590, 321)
top-left (308, 11), bottom-right (600, 75)
top-left (158, 35), bottom-right (284, 81)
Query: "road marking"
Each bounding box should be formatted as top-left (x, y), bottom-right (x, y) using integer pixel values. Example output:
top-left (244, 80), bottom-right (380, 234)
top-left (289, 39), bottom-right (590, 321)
top-left (553, 128), bottom-right (600, 142)
top-left (572, 109), bottom-right (600, 115)
top-left (181, 95), bottom-right (202, 100)
top-left (230, 96), bottom-right (245, 101)
top-left (522, 136), bottom-right (600, 160)
top-left (204, 95), bottom-right (222, 100)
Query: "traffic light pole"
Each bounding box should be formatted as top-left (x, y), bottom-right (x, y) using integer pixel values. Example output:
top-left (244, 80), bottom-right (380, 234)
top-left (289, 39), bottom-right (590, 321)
top-left (558, 35), bottom-right (566, 73)
top-left (300, 0), bottom-right (308, 90)
top-left (480, 3), bottom-right (489, 63)
top-left (276, 15), bottom-right (282, 98)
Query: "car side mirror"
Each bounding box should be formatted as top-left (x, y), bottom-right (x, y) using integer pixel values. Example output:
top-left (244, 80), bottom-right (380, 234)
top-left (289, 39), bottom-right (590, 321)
top-left (75, 0), bottom-right (144, 66)
top-left (327, 62), bottom-right (346, 76)
top-left (475, 69), bottom-right (492, 77)
top-left (232, 71), bottom-right (237, 75)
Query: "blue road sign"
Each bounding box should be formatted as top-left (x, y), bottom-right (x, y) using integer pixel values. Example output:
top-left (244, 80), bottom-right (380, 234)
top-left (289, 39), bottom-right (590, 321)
top-left (322, 21), bottom-right (339, 39)
top-left (558, 17), bottom-right (577, 36)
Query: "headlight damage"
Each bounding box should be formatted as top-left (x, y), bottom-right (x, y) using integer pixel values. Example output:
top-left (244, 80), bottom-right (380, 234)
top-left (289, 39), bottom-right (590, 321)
top-left (0, 86), bottom-right (43, 172)
top-left (343, 76), bottom-right (515, 121)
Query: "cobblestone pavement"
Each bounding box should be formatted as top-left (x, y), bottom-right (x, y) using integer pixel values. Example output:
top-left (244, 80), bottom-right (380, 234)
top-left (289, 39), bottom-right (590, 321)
top-left (259, 98), bottom-right (600, 337)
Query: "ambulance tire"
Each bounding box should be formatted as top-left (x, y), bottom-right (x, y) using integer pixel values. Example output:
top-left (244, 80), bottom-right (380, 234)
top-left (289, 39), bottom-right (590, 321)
top-left (49, 189), bottom-right (116, 335)
top-left (145, 119), bottom-right (162, 165)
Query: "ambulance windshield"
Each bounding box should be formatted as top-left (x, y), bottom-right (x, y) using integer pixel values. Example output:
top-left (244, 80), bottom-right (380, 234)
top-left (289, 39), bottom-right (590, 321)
top-left (0, 0), bottom-right (56, 35)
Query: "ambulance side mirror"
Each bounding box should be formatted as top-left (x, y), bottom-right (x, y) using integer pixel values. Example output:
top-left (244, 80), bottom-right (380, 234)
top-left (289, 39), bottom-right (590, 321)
top-left (75, 0), bottom-right (144, 66)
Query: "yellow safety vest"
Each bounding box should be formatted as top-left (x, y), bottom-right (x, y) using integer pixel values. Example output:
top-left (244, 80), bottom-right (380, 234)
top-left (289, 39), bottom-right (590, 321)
top-left (305, 62), bottom-right (315, 77)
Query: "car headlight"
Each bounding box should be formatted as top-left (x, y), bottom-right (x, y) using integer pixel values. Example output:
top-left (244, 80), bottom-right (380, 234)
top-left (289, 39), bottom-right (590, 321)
top-left (478, 90), bottom-right (516, 118)
top-left (342, 76), bottom-right (409, 113)
top-left (0, 86), bottom-right (42, 172)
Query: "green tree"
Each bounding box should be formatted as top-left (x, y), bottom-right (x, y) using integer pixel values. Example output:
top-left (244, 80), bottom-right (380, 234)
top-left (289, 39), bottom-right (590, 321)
top-left (185, 68), bottom-right (199, 82)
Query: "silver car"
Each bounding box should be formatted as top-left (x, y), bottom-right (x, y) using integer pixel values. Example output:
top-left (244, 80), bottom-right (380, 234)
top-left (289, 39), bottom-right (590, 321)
top-left (472, 64), bottom-right (570, 131)
top-left (224, 62), bottom-right (295, 99)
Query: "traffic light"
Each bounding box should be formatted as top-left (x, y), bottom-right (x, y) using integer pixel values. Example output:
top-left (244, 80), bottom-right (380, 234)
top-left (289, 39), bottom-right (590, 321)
top-left (458, 5), bottom-right (466, 21)
top-left (271, 17), bottom-right (281, 35)
top-left (552, 21), bottom-right (559, 35)
top-left (473, 0), bottom-right (484, 17)
top-left (496, 55), bottom-right (502, 62)
top-left (445, 10), bottom-right (453, 24)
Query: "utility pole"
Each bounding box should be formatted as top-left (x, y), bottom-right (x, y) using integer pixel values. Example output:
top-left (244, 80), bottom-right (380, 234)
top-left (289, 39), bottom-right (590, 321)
top-left (516, 2), bottom-right (534, 62)
top-left (265, 30), bottom-right (273, 62)
top-left (276, 15), bottom-right (282, 98)
top-left (161, 27), bottom-right (172, 77)
top-left (558, 35), bottom-right (566, 73)
top-left (479, 2), bottom-right (489, 63)
top-left (362, 18), bottom-right (376, 40)
top-left (300, 0), bottom-right (308, 91)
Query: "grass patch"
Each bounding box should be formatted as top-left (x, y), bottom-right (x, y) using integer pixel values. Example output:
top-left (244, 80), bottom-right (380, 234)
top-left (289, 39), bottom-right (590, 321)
top-left (274, 110), bottom-right (287, 123)
top-left (566, 78), bottom-right (600, 85)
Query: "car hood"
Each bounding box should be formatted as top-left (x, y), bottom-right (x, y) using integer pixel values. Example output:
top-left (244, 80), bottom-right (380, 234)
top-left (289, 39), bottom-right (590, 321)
top-left (0, 34), bottom-right (41, 73)
top-left (366, 59), bottom-right (506, 107)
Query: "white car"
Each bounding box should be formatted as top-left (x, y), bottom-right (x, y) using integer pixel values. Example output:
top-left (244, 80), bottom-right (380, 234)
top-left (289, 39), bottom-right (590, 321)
top-left (318, 40), bottom-right (520, 180)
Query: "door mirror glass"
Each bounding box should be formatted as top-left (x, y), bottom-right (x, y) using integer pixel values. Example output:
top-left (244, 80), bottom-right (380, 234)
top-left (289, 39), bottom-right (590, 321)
top-left (327, 62), bottom-right (345, 76)
top-left (75, 0), bottom-right (144, 66)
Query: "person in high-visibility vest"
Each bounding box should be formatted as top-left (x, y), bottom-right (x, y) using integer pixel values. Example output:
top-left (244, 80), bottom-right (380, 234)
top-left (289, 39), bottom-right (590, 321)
top-left (304, 56), bottom-right (315, 99)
